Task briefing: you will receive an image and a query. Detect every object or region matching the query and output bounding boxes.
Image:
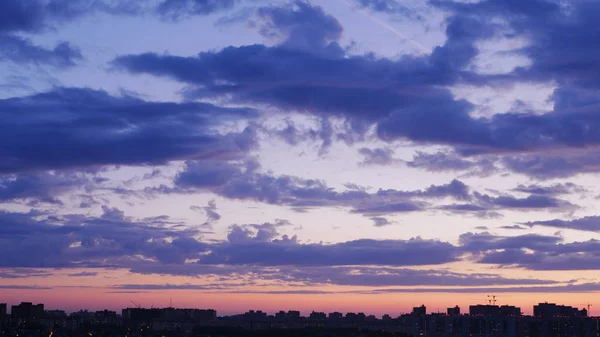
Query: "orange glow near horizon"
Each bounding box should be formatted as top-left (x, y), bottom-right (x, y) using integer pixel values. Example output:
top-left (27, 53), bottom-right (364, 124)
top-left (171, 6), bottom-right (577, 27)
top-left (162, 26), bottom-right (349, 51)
top-left (1, 288), bottom-right (597, 317)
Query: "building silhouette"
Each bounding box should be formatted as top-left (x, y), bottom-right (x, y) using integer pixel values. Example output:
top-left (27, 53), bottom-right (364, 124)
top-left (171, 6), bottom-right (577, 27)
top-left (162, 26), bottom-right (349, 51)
top-left (1, 299), bottom-right (599, 337)
top-left (447, 305), bottom-right (460, 316)
top-left (412, 305), bottom-right (427, 315)
top-left (534, 302), bottom-right (587, 318)
top-left (11, 302), bottom-right (44, 324)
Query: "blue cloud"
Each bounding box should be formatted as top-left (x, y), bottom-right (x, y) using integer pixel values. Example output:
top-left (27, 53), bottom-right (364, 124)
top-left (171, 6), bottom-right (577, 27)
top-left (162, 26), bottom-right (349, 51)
top-left (358, 147), bottom-right (395, 166)
top-left (461, 231), bottom-right (600, 270)
top-left (158, 160), bottom-right (575, 218)
top-left (0, 208), bottom-right (207, 268)
top-left (107, 0), bottom-right (600, 182)
top-left (526, 216), bottom-right (600, 233)
top-left (278, 266), bottom-right (558, 287)
top-left (0, 171), bottom-right (93, 204)
top-left (112, 2), bottom-right (483, 144)
top-left (369, 217), bottom-right (394, 227)
top-left (354, 0), bottom-right (422, 20)
top-left (512, 183), bottom-right (585, 196)
top-left (201, 229), bottom-right (459, 267)
top-left (0, 35), bottom-right (82, 67)
top-left (0, 87), bottom-right (257, 173)
top-left (0, 209), bottom-right (459, 272)
top-left (257, 1), bottom-right (344, 56)
top-left (116, 266), bottom-right (557, 288)
top-left (157, 0), bottom-right (237, 19)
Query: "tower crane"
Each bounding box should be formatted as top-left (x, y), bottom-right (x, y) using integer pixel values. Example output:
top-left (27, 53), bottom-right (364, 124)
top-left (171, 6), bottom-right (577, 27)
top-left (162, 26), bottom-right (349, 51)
top-left (580, 303), bottom-right (592, 315)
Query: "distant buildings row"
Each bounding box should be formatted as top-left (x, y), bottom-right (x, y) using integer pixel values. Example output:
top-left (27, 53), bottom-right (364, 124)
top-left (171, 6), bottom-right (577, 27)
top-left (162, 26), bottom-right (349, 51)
top-left (401, 303), bottom-right (595, 337)
top-left (411, 302), bottom-right (588, 318)
top-left (0, 301), bottom-right (598, 336)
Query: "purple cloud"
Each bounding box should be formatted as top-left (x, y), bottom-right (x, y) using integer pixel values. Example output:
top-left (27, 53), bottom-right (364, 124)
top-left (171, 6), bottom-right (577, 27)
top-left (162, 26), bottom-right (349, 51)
top-left (0, 88), bottom-right (257, 173)
top-left (526, 216), bottom-right (600, 232)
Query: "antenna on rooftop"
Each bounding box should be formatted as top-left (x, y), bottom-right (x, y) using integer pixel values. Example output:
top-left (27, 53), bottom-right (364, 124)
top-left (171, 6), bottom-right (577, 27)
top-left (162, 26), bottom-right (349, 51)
top-left (487, 295), bottom-right (497, 305)
top-left (170, 298), bottom-right (172, 308)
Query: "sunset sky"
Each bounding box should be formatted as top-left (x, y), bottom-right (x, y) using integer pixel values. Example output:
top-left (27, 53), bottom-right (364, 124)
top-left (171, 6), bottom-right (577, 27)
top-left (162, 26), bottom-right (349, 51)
top-left (2, 0), bottom-right (600, 316)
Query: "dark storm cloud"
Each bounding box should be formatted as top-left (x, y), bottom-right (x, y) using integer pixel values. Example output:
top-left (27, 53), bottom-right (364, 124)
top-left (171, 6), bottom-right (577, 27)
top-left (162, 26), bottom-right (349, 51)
top-left (0, 87), bottom-right (257, 173)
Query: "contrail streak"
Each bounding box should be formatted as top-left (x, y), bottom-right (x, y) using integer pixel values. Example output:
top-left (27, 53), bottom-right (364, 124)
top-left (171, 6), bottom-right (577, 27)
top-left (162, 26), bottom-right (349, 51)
top-left (338, 0), bottom-right (431, 54)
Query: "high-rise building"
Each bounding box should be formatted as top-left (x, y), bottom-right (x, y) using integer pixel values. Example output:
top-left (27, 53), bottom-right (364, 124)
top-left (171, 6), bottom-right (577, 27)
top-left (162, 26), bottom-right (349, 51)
top-left (412, 305), bottom-right (426, 316)
top-left (447, 305), bottom-right (461, 316)
top-left (470, 305), bottom-right (501, 316)
top-left (500, 305), bottom-right (521, 316)
top-left (469, 304), bottom-right (521, 317)
top-left (11, 302), bottom-right (44, 323)
top-left (0, 303), bottom-right (6, 317)
top-left (309, 311), bottom-right (326, 320)
top-left (534, 302), bottom-right (586, 318)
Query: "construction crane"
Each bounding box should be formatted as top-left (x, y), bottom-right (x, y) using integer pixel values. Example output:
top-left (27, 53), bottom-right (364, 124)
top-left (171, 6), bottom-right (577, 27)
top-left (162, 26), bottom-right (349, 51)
top-left (129, 300), bottom-right (141, 308)
top-left (580, 303), bottom-right (592, 315)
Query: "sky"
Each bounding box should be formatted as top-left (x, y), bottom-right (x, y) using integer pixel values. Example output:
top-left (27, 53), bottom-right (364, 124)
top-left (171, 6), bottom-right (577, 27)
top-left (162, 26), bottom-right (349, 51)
top-left (2, 0), bottom-right (600, 317)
